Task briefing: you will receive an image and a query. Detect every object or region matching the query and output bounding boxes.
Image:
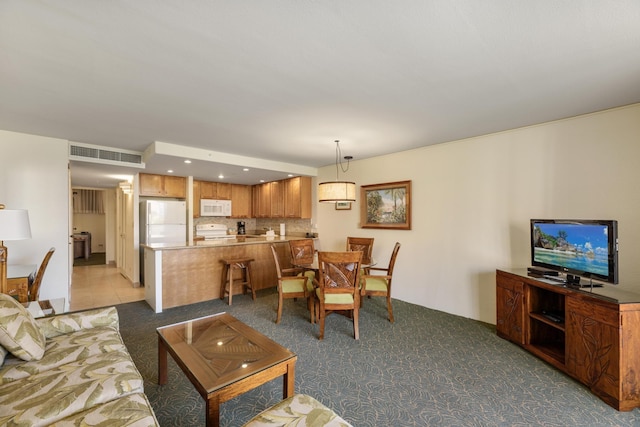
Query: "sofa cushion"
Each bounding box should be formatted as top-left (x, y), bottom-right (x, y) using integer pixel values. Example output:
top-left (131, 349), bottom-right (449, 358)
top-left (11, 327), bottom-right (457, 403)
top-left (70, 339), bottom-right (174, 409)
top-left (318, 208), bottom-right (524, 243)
top-left (0, 293), bottom-right (46, 361)
top-left (52, 393), bottom-right (159, 427)
top-left (37, 305), bottom-right (119, 339)
top-left (0, 350), bottom-right (145, 425)
top-left (243, 394), bottom-right (353, 427)
top-left (0, 344), bottom-right (7, 366)
top-left (0, 325), bottom-right (126, 385)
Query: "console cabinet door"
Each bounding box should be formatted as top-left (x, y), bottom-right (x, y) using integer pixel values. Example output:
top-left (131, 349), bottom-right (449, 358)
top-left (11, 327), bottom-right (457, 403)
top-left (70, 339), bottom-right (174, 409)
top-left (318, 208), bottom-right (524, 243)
top-left (565, 297), bottom-right (620, 405)
top-left (231, 184), bottom-right (251, 218)
top-left (496, 273), bottom-right (526, 345)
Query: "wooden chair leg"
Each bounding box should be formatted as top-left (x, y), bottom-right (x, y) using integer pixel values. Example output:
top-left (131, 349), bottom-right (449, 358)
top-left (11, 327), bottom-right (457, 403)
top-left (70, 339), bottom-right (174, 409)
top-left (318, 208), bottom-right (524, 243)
top-left (387, 295), bottom-right (394, 323)
top-left (246, 263), bottom-right (256, 300)
top-left (353, 306), bottom-right (359, 340)
top-left (276, 291), bottom-right (283, 324)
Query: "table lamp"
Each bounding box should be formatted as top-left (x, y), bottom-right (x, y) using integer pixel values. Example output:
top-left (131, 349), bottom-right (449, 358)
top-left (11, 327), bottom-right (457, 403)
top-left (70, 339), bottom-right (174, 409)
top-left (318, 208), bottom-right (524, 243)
top-left (0, 204), bottom-right (32, 296)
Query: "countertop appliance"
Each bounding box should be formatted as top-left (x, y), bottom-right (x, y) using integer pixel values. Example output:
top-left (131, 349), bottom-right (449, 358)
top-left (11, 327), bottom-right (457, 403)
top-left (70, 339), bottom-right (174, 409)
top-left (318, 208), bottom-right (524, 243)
top-left (237, 221), bottom-right (246, 235)
top-left (200, 199), bottom-right (232, 217)
top-left (196, 223), bottom-right (235, 240)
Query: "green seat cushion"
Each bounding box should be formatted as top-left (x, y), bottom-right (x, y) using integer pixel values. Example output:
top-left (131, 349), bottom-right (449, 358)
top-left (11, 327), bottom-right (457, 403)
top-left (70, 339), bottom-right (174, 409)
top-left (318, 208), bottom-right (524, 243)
top-left (315, 289), bottom-right (354, 305)
top-left (282, 278), bottom-right (310, 294)
top-left (363, 277), bottom-right (389, 293)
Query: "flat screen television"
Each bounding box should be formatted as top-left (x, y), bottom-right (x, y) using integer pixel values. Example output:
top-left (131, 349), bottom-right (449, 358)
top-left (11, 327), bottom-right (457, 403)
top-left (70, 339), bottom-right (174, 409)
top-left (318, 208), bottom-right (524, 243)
top-left (530, 219), bottom-right (619, 284)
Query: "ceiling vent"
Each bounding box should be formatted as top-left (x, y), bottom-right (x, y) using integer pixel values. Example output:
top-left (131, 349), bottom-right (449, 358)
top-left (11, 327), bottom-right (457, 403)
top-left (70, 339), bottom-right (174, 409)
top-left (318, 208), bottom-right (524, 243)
top-left (69, 142), bottom-right (145, 168)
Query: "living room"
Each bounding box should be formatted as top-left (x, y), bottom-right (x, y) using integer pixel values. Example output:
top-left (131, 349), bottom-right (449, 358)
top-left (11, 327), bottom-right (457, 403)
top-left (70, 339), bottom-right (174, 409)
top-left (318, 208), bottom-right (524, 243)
top-left (1, 2), bottom-right (640, 425)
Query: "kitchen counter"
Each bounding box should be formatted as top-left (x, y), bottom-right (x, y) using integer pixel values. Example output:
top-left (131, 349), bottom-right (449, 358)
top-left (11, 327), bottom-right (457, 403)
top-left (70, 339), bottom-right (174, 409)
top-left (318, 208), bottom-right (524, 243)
top-left (142, 235), bottom-right (315, 312)
top-left (142, 234), bottom-right (304, 251)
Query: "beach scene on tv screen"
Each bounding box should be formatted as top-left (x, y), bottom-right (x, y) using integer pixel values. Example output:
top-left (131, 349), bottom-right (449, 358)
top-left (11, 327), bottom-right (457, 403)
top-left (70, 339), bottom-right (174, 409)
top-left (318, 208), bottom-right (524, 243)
top-left (533, 223), bottom-right (609, 276)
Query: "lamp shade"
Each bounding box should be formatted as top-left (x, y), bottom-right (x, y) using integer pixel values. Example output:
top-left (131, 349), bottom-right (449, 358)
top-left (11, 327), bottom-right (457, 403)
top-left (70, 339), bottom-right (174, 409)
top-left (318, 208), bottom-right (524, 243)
top-left (318, 181), bottom-right (356, 203)
top-left (0, 209), bottom-right (32, 241)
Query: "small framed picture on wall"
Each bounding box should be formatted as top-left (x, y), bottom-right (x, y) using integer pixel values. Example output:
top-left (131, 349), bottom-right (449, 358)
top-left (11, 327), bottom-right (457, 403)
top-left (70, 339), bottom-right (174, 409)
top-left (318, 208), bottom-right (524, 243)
top-left (335, 201), bottom-right (352, 210)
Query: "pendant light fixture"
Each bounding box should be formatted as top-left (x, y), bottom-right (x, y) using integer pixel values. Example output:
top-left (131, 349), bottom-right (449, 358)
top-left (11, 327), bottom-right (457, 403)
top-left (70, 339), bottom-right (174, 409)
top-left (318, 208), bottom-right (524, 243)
top-left (318, 140), bottom-right (356, 203)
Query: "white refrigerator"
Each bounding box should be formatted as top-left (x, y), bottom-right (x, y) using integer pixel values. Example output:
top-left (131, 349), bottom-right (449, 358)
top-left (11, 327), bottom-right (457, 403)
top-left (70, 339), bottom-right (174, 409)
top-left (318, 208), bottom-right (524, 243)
top-left (140, 200), bottom-right (186, 285)
top-left (140, 200), bottom-right (187, 245)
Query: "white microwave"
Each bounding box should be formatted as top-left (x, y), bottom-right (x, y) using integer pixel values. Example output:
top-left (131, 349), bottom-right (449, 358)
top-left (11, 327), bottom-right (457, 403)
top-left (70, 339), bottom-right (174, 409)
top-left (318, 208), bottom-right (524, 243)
top-left (200, 199), bottom-right (232, 217)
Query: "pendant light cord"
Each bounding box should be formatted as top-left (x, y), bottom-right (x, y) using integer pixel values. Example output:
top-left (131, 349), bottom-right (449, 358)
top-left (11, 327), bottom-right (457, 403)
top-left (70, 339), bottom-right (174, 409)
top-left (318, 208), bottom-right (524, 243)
top-left (335, 140), bottom-right (351, 180)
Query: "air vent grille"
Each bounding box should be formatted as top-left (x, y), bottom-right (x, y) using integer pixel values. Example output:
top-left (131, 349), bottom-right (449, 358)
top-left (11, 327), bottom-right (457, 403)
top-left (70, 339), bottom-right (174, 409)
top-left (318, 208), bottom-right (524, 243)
top-left (69, 143), bottom-right (144, 167)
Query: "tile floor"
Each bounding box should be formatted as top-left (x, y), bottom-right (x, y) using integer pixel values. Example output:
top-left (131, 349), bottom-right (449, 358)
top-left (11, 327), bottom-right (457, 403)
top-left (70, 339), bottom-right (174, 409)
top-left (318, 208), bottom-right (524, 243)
top-left (70, 264), bottom-right (145, 311)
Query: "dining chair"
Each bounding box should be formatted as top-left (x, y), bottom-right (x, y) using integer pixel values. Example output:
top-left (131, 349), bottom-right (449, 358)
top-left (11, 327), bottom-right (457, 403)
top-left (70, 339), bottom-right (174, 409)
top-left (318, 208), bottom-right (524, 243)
top-left (29, 247), bottom-right (55, 302)
top-left (314, 251), bottom-right (363, 340)
top-left (346, 236), bottom-right (374, 266)
top-left (360, 242), bottom-right (401, 323)
top-left (270, 244), bottom-right (315, 324)
top-left (289, 238), bottom-right (317, 280)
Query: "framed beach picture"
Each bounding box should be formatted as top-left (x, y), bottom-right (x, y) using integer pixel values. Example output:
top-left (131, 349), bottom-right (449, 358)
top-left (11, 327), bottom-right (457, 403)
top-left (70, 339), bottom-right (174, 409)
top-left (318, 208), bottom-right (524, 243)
top-left (360, 180), bottom-right (411, 230)
top-left (335, 201), bottom-right (351, 210)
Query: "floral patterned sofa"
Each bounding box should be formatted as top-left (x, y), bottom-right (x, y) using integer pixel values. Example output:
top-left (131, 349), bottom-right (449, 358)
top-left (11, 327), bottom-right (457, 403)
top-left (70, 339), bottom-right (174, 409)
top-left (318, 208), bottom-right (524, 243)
top-left (242, 394), bottom-right (352, 427)
top-left (0, 294), bottom-right (158, 426)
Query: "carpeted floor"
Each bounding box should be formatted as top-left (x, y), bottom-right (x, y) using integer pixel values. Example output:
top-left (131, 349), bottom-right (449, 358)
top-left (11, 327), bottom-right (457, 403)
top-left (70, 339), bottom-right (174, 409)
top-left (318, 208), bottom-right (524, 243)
top-left (116, 290), bottom-right (640, 426)
top-left (73, 252), bottom-right (105, 266)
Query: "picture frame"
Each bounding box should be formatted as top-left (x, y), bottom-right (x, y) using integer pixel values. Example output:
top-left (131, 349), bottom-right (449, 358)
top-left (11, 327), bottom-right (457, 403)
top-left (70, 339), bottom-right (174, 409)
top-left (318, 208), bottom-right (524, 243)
top-left (335, 201), bottom-right (352, 210)
top-left (360, 180), bottom-right (411, 230)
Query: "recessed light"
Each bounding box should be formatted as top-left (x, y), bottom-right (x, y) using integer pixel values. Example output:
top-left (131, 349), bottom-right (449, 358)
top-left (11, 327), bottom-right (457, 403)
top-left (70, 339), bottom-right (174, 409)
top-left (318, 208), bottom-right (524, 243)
top-left (260, 179), bottom-right (265, 183)
top-left (243, 168), bottom-right (249, 172)
top-left (218, 174), bottom-right (224, 179)
top-left (287, 174), bottom-right (293, 177)
top-left (167, 170), bottom-right (174, 173)
top-left (184, 160), bottom-right (192, 164)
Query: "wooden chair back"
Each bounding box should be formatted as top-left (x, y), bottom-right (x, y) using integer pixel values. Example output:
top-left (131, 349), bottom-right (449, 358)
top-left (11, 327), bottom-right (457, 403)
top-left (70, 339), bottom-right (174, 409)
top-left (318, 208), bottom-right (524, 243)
top-left (289, 238), bottom-right (316, 265)
top-left (316, 250), bottom-right (363, 339)
top-left (346, 237), bottom-right (374, 265)
top-left (29, 247), bottom-right (55, 301)
top-left (317, 251), bottom-right (362, 296)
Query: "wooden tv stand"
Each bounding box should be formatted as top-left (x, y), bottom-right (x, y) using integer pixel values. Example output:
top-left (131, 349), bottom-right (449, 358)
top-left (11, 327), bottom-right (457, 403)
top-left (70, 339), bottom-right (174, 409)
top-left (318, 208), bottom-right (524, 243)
top-left (496, 268), bottom-right (640, 411)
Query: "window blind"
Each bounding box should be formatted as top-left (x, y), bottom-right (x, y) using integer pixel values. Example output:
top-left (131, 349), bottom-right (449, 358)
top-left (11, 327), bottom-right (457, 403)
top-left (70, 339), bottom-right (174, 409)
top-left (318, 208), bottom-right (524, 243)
top-left (73, 189), bottom-right (105, 214)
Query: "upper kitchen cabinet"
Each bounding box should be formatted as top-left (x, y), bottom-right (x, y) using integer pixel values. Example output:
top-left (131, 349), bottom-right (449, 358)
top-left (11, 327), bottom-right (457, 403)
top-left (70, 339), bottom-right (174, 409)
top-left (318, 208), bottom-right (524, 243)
top-left (199, 181), bottom-right (231, 200)
top-left (231, 184), bottom-right (252, 218)
top-left (252, 177), bottom-right (311, 218)
top-left (270, 180), bottom-right (285, 218)
top-left (139, 173), bottom-right (186, 198)
top-left (252, 182), bottom-right (271, 218)
top-left (284, 176), bottom-right (311, 218)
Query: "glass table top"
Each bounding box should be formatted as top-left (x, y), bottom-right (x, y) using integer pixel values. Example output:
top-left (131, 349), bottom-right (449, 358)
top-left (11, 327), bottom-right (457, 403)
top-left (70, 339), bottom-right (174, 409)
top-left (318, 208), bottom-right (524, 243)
top-left (157, 312), bottom-right (295, 392)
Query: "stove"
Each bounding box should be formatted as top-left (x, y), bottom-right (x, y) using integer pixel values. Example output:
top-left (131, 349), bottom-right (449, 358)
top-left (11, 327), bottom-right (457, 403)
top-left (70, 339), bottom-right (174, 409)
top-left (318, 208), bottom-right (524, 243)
top-left (196, 223), bottom-right (235, 240)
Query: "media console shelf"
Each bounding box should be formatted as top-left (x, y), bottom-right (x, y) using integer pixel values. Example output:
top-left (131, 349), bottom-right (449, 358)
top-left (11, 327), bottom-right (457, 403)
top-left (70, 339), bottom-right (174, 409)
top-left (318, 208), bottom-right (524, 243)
top-left (496, 268), bottom-right (640, 411)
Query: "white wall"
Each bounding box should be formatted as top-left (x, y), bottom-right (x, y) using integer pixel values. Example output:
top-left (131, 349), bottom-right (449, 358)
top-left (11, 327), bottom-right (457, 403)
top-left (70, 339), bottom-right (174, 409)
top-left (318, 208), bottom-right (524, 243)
top-left (317, 104), bottom-right (640, 324)
top-left (0, 130), bottom-right (70, 301)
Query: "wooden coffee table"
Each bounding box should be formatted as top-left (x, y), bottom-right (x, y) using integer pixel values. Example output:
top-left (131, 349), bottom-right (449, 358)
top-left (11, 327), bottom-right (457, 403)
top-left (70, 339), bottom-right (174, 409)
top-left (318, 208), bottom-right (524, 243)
top-left (157, 312), bottom-right (297, 427)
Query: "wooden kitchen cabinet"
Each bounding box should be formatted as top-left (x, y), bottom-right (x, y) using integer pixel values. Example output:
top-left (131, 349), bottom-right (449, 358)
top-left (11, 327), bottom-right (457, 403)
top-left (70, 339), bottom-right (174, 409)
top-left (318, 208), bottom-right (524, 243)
top-left (139, 173), bottom-right (186, 198)
top-left (252, 182), bottom-right (271, 218)
top-left (251, 177), bottom-right (311, 218)
top-left (496, 269), bottom-right (640, 411)
top-left (284, 176), bottom-right (312, 218)
top-left (270, 180), bottom-right (284, 218)
top-left (198, 181), bottom-right (231, 200)
top-left (231, 184), bottom-right (251, 218)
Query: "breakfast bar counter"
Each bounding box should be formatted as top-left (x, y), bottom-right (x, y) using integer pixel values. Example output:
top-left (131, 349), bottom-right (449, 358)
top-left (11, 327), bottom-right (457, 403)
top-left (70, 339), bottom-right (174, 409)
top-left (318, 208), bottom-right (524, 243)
top-left (143, 235), bottom-right (310, 312)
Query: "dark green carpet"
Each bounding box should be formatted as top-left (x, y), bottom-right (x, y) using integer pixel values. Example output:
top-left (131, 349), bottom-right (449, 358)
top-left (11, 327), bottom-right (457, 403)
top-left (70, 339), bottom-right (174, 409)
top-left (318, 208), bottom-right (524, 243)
top-left (115, 291), bottom-right (640, 426)
top-left (73, 252), bottom-right (105, 266)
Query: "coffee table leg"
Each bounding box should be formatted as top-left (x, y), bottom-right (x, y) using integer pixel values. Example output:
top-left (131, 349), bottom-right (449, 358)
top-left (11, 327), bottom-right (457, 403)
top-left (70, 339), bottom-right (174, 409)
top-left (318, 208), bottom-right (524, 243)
top-left (206, 394), bottom-right (221, 427)
top-left (283, 359), bottom-right (296, 399)
top-left (158, 338), bottom-right (168, 385)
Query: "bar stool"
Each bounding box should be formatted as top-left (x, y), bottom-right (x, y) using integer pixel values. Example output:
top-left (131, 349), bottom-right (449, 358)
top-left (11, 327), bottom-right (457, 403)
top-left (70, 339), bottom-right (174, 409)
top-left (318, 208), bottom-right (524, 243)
top-left (220, 257), bottom-right (256, 305)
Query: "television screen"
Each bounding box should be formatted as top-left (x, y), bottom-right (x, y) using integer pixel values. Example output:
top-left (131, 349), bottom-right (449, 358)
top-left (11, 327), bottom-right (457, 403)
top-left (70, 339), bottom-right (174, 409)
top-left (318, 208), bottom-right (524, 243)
top-left (530, 219), bottom-right (618, 284)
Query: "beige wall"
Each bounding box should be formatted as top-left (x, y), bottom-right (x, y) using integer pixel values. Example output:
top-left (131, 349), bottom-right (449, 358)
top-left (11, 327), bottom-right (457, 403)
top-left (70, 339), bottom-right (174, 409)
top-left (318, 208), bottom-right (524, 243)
top-left (2, 103), bottom-right (639, 322)
top-left (317, 104), bottom-right (640, 324)
top-left (0, 130), bottom-right (70, 302)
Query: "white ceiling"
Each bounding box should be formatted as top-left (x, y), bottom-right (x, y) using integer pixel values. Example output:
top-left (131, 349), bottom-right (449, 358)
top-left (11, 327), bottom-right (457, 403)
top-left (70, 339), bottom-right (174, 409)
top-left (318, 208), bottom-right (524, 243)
top-left (2, 1), bottom-right (640, 187)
